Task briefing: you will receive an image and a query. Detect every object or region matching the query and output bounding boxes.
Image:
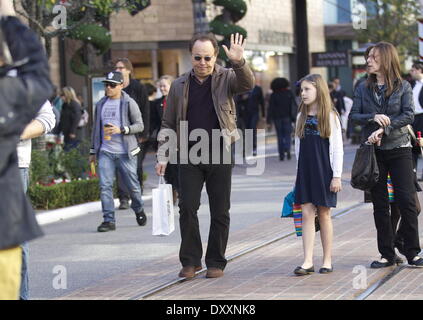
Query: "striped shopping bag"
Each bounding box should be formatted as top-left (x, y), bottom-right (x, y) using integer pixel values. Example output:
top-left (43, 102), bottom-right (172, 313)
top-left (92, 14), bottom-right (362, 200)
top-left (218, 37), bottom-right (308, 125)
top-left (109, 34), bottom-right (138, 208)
top-left (293, 203), bottom-right (303, 236)
top-left (292, 204), bottom-right (321, 237)
top-left (387, 173), bottom-right (394, 203)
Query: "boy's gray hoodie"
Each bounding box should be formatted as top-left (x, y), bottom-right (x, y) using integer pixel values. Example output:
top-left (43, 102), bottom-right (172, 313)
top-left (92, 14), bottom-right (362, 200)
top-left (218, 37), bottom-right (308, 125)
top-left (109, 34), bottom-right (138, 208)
top-left (90, 91), bottom-right (144, 158)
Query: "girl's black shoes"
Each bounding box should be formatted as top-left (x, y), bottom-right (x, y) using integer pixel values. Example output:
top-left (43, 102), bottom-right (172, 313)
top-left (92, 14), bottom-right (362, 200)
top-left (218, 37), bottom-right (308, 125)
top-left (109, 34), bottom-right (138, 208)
top-left (319, 266), bottom-right (333, 274)
top-left (294, 266), bottom-right (314, 276)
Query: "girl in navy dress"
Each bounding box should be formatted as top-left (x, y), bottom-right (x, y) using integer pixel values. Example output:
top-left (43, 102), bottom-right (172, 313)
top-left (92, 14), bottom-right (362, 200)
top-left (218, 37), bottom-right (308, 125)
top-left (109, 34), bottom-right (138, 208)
top-left (293, 74), bottom-right (344, 276)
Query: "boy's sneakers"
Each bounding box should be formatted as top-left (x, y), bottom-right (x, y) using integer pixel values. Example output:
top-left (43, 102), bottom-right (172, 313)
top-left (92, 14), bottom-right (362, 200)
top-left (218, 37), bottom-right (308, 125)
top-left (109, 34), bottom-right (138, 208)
top-left (135, 210), bottom-right (147, 226)
top-left (97, 222), bottom-right (116, 232)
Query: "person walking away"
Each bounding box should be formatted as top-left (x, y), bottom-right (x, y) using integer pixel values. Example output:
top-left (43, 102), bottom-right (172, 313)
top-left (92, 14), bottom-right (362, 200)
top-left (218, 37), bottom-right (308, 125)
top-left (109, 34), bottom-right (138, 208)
top-left (17, 100), bottom-right (55, 300)
top-left (89, 71), bottom-right (146, 232)
top-left (57, 86), bottom-right (81, 152)
top-left (268, 77), bottom-right (297, 161)
top-left (114, 58), bottom-right (150, 209)
top-left (293, 74), bottom-right (343, 276)
top-left (155, 33), bottom-right (254, 279)
top-left (349, 42), bottom-right (423, 268)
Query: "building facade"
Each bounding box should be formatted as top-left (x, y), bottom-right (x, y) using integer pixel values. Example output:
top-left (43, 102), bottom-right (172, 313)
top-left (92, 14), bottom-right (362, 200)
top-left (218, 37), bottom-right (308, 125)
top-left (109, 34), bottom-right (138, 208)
top-left (47, 0), bottom-right (326, 109)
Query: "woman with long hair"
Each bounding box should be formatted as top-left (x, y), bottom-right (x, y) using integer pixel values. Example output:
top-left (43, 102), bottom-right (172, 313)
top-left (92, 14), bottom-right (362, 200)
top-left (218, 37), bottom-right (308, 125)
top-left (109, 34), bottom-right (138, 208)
top-left (293, 74), bottom-right (343, 275)
top-left (58, 86), bottom-right (81, 151)
top-left (349, 42), bottom-right (423, 268)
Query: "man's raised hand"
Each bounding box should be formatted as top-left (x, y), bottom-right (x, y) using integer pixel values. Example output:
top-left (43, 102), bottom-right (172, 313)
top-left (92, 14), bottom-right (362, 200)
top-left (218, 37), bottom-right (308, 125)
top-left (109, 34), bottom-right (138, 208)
top-left (222, 33), bottom-right (246, 65)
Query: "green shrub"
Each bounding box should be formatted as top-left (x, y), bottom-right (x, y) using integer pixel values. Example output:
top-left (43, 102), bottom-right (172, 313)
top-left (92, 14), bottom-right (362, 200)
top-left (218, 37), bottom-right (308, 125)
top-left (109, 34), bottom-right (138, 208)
top-left (29, 178), bottom-right (101, 210)
top-left (30, 149), bottom-right (54, 186)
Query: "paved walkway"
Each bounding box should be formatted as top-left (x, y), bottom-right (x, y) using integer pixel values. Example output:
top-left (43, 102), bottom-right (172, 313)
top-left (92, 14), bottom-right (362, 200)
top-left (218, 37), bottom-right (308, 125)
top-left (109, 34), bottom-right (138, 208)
top-left (48, 139), bottom-right (423, 300)
top-left (57, 183), bottom-right (423, 300)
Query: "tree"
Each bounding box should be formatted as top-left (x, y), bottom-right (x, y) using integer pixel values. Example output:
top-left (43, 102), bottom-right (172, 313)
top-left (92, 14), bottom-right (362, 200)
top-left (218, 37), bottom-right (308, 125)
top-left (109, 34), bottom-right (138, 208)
top-left (13, 0), bottom-right (151, 75)
top-left (208, 0), bottom-right (248, 63)
top-left (355, 0), bottom-right (419, 67)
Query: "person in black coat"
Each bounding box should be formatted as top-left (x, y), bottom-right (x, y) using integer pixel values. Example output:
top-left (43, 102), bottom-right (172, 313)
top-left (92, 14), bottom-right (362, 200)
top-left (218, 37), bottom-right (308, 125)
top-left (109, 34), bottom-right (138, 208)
top-left (267, 77), bottom-right (297, 160)
top-left (0, 3), bottom-right (52, 299)
top-left (57, 86), bottom-right (81, 151)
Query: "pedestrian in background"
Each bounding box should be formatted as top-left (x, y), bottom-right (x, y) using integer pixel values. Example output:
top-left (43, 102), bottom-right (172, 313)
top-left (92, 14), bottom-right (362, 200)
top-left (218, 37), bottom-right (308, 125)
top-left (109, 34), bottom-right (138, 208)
top-left (89, 71), bottom-right (146, 232)
top-left (156, 33), bottom-right (254, 279)
top-left (409, 62), bottom-right (423, 180)
top-left (76, 93), bottom-right (89, 144)
top-left (57, 86), bottom-right (81, 152)
top-left (0, 0), bottom-right (51, 299)
top-left (328, 82), bottom-right (345, 117)
top-left (293, 74), bottom-right (343, 276)
top-left (114, 58), bottom-right (150, 209)
top-left (242, 83), bottom-right (264, 156)
top-left (349, 42), bottom-right (423, 268)
top-left (267, 77), bottom-right (297, 161)
top-left (143, 82), bottom-right (158, 152)
top-left (17, 100), bottom-right (55, 300)
top-left (151, 75), bottom-right (179, 204)
top-left (145, 82), bottom-right (157, 102)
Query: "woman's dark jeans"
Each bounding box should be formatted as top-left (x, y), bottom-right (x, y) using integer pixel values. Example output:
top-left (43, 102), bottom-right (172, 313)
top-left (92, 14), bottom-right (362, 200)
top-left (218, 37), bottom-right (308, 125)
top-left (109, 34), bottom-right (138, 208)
top-left (371, 147), bottom-right (421, 263)
top-left (274, 118), bottom-right (292, 159)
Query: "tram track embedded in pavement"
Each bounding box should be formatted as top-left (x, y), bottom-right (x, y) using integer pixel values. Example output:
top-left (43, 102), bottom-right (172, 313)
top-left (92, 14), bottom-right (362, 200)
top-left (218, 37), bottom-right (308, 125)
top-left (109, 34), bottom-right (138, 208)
top-left (128, 201), bottom-right (366, 300)
top-left (354, 264), bottom-right (408, 300)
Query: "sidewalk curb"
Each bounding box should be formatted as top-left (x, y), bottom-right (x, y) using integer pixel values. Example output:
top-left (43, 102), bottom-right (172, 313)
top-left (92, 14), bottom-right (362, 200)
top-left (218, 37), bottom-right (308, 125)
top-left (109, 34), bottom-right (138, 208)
top-left (36, 195), bottom-right (153, 226)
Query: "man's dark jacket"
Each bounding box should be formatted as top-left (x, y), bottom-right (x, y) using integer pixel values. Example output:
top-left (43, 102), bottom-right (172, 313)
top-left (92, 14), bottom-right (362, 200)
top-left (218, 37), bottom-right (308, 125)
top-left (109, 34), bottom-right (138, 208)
top-left (0, 16), bottom-right (52, 249)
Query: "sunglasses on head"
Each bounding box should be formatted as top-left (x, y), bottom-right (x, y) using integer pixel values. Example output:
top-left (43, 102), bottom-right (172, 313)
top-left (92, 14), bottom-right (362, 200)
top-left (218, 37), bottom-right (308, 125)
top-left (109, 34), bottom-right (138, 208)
top-left (104, 82), bottom-right (118, 88)
top-left (194, 56), bottom-right (213, 62)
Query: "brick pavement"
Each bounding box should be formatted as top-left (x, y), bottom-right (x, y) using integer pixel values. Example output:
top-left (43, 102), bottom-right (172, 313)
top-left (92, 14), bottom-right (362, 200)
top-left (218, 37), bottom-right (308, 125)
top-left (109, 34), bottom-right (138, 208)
top-left (146, 200), bottom-right (423, 300)
top-left (55, 142), bottom-right (423, 300)
top-left (58, 183), bottom-right (423, 300)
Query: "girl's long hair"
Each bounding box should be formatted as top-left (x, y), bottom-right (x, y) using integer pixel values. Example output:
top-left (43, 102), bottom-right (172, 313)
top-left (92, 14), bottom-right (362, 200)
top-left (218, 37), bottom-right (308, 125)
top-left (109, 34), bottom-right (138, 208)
top-left (365, 42), bottom-right (402, 97)
top-left (295, 74), bottom-right (336, 139)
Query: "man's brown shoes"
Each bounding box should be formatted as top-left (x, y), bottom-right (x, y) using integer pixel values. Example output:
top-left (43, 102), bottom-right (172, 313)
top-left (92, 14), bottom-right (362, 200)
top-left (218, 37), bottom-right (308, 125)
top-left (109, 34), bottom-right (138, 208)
top-left (178, 266), bottom-right (224, 279)
top-left (205, 267), bottom-right (224, 278)
top-left (178, 266), bottom-right (202, 279)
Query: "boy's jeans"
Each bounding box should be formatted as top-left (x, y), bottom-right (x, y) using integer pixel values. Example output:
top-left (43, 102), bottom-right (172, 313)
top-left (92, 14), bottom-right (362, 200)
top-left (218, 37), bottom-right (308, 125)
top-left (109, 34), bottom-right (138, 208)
top-left (98, 151), bottom-right (144, 223)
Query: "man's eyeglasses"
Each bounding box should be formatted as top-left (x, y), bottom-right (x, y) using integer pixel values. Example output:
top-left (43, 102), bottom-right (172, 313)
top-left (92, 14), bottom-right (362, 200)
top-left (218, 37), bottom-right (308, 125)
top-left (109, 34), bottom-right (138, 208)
top-left (104, 82), bottom-right (118, 88)
top-left (193, 56), bottom-right (213, 62)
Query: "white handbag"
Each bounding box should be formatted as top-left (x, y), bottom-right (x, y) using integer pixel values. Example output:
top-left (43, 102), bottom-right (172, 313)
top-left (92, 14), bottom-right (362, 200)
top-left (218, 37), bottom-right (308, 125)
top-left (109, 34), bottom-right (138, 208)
top-left (152, 176), bottom-right (175, 236)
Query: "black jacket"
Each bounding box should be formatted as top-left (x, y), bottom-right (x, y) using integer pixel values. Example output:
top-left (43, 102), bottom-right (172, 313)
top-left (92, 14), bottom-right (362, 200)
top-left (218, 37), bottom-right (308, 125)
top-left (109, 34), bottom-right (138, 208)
top-left (58, 100), bottom-right (81, 139)
top-left (123, 79), bottom-right (150, 140)
top-left (267, 89), bottom-right (297, 122)
top-left (0, 16), bottom-right (52, 249)
top-left (349, 80), bottom-right (414, 150)
top-left (150, 96), bottom-right (165, 136)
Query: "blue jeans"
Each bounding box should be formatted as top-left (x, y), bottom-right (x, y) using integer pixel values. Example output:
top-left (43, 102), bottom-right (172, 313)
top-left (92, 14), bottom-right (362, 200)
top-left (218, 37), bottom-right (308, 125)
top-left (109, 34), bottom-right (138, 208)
top-left (98, 151), bottom-right (144, 223)
top-left (274, 118), bottom-right (292, 158)
top-left (19, 167), bottom-right (29, 300)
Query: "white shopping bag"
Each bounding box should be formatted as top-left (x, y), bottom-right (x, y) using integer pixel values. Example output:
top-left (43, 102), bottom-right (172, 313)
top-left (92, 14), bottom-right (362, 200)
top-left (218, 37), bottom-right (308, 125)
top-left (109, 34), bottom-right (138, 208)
top-left (152, 176), bottom-right (175, 236)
